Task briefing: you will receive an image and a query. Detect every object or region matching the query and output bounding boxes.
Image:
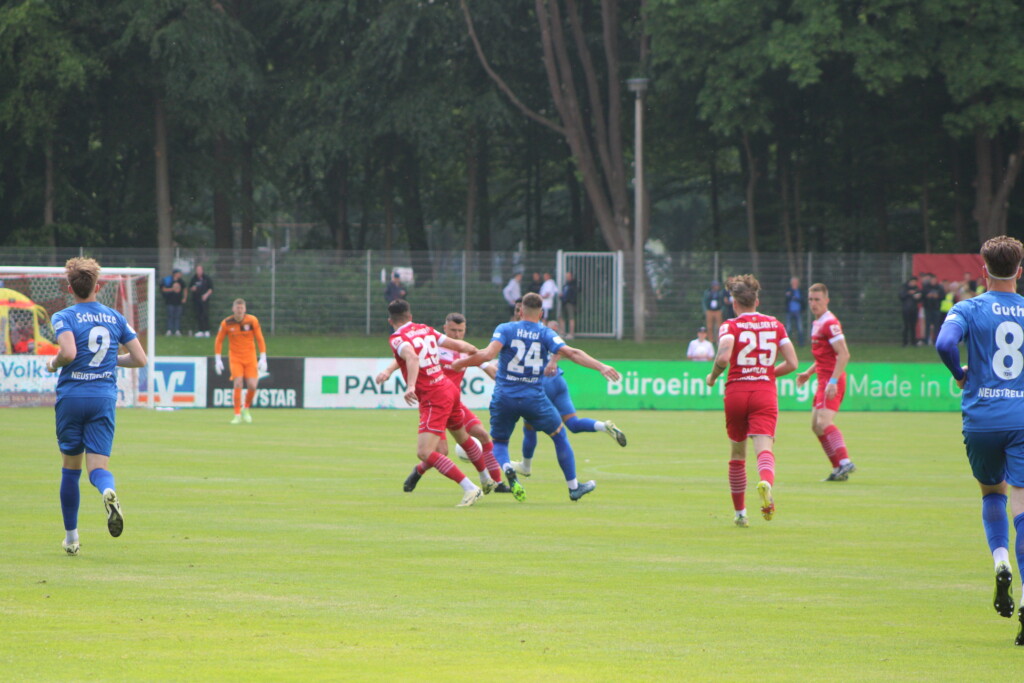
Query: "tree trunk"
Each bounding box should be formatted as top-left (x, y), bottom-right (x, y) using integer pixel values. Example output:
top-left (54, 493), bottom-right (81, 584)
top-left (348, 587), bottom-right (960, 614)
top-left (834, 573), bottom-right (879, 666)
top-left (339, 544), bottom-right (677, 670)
top-left (973, 128), bottom-right (1024, 243)
top-left (920, 179), bottom-right (931, 253)
top-left (398, 140), bottom-right (432, 282)
top-left (240, 135), bottom-right (255, 252)
top-left (951, 139), bottom-right (967, 250)
top-left (154, 97), bottom-right (173, 276)
top-left (567, 158), bottom-right (582, 247)
top-left (778, 142), bottom-right (796, 278)
top-left (213, 134), bottom-right (233, 249)
top-left (742, 132), bottom-right (760, 273)
top-left (465, 125), bottom-right (478, 252)
top-left (709, 149), bottom-right (720, 250)
top-left (327, 156), bottom-right (350, 251)
top-left (477, 130), bottom-right (491, 252)
top-left (44, 137), bottom-right (55, 248)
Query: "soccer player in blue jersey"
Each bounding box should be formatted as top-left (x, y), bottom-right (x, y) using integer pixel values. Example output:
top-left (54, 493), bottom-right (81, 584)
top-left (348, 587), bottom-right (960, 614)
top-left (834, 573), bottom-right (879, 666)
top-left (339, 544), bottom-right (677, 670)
top-left (936, 235), bottom-right (1024, 645)
top-left (510, 319), bottom-right (626, 479)
top-left (451, 293), bottom-right (621, 501)
top-left (45, 258), bottom-right (148, 556)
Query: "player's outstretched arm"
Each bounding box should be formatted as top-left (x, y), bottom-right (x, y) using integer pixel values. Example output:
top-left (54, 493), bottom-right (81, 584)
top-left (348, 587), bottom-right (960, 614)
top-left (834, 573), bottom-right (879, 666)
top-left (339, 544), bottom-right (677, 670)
top-left (774, 339), bottom-right (799, 377)
top-left (558, 345), bottom-right (620, 381)
top-left (451, 341), bottom-right (502, 371)
top-left (399, 345), bottom-right (420, 405)
top-left (439, 338), bottom-right (478, 356)
top-left (706, 336), bottom-right (734, 386)
top-left (117, 337), bottom-right (148, 368)
top-left (481, 362), bottom-right (497, 381)
top-left (46, 331), bottom-right (77, 373)
top-left (376, 360), bottom-right (400, 385)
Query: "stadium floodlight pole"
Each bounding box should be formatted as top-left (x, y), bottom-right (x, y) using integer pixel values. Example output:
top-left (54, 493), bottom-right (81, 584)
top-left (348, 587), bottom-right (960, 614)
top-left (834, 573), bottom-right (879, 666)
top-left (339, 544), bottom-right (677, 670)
top-left (627, 77), bottom-right (649, 342)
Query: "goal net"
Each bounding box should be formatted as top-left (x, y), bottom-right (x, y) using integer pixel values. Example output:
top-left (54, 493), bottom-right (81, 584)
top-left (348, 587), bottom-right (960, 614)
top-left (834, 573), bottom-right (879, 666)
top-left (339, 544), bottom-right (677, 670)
top-left (0, 266), bottom-right (155, 407)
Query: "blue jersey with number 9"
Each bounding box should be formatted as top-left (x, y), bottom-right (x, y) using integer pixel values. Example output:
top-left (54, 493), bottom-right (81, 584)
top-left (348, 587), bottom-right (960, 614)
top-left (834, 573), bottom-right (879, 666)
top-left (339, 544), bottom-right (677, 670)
top-left (945, 291), bottom-right (1024, 431)
top-left (52, 301), bottom-right (137, 401)
top-left (491, 320), bottom-right (565, 398)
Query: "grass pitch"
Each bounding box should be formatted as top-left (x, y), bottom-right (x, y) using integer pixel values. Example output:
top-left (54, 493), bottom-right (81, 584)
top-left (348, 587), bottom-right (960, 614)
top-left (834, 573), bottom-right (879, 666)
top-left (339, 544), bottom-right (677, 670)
top-left (1, 408), bottom-right (1016, 681)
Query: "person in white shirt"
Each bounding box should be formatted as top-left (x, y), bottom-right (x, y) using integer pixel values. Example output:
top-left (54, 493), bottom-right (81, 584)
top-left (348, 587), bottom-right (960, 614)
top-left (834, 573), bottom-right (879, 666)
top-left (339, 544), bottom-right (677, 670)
top-left (502, 273), bottom-right (522, 318)
top-left (539, 272), bottom-right (559, 320)
top-left (686, 326), bottom-right (716, 361)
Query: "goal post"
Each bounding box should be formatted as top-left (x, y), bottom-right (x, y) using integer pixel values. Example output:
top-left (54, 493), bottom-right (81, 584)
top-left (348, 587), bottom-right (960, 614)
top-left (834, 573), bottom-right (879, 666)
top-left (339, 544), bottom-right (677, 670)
top-left (0, 266), bottom-right (156, 407)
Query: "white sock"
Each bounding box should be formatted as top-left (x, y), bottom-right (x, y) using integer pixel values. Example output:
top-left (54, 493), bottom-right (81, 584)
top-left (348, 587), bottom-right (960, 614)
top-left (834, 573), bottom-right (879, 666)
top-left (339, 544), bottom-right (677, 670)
top-left (737, 508), bottom-right (747, 517)
top-left (594, 421), bottom-right (606, 432)
top-left (994, 548), bottom-right (1011, 568)
top-left (458, 478), bottom-right (475, 492)
top-left (65, 529), bottom-right (79, 544)
top-left (839, 457), bottom-right (851, 466)
top-left (480, 472), bottom-right (494, 486)
top-left (520, 458), bottom-right (532, 473)
top-left (567, 478), bottom-right (578, 490)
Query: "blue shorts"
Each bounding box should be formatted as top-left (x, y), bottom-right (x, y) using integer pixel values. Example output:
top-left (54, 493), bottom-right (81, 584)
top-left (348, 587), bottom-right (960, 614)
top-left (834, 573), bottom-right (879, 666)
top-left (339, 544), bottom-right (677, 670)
top-left (489, 391), bottom-right (563, 441)
top-left (543, 374), bottom-right (577, 417)
top-left (55, 397), bottom-right (117, 457)
top-left (962, 430), bottom-right (1024, 487)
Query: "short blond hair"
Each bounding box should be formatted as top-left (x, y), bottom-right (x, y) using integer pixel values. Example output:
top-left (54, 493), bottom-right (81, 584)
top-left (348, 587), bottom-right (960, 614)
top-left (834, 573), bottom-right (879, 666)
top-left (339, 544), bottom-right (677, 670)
top-left (233, 298), bottom-right (246, 306)
top-left (809, 283), bottom-right (828, 296)
top-left (65, 257), bottom-right (100, 299)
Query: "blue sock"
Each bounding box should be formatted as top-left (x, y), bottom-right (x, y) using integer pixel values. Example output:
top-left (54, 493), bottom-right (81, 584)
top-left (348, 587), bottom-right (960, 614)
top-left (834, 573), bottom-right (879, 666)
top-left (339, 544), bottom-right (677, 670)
top-left (89, 468), bottom-right (115, 495)
top-left (565, 417), bottom-right (597, 433)
top-left (550, 429), bottom-right (576, 482)
top-left (1015, 513), bottom-right (1024, 577)
top-left (982, 493), bottom-right (1010, 554)
top-left (60, 468), bottom-right (81, 531)
top-left (522, 428), bottom-right (537, 461)
top-left (493, 440), bottom-right (511, 467)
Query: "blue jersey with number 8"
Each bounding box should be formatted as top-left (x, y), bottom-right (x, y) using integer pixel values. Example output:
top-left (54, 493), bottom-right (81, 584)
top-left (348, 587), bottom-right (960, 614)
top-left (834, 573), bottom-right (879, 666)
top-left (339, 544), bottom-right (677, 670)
top-left (945, 291), bottom-right (1024, 431)
top-left (491, 320), bottom-right (565, 398)
top-left (52, 301), bottom-right (137, 401)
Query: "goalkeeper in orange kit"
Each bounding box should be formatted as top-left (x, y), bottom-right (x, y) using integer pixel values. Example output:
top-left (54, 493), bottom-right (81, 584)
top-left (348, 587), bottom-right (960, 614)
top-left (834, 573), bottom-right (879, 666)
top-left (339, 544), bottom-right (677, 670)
top-left (214, 298), bottom-right (267, 424)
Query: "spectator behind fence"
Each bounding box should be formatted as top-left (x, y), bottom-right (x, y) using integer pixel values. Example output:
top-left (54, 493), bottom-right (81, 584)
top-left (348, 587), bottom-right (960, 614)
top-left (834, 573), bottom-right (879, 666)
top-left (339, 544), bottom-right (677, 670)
top-left (189, 264), bottom-right (214, 337)
top-left (161, 269), bottom-right (187, 336)
top-left (561, 272), bottom-right (577, 339)
top-left (702, 280), bottom-right (727, 342)
top-left (527, 271), bottom-right (542, 295)
top-left (502, 273), bottom-right (522, 318)
top-left (941, 280), bottom-right (958, 315)
top-left (686, 326), bottom-right (715, 361)
top-left (385, 271), bottom-right (406, 303)
top-left (540, 272), bottom-right (558, 321)
top-left (921, 272), bottom-right (944, 344)
top-left (784, 276), bottom-right (805, 345)
top-left (899, 276), bottom-right (922, 347)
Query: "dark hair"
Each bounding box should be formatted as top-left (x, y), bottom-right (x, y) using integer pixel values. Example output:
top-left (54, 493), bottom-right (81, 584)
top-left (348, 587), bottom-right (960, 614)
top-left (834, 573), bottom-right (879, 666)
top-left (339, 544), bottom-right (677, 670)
top-left (522, 292), bottom-right (543, 310)
top-left (981, 235), bottom-right (1024, 278)
top-left (726, 274), bottom-right (760, 308)
top-left (387, 299), bottom-right (411, 321)
top-left (445, 312), bottom-right (466, 325)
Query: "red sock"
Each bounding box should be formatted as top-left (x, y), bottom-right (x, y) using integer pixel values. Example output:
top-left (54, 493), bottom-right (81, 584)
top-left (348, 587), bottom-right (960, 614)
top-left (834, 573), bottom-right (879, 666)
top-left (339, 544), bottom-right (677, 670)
top-left (481, 441), bottom-right (502, 482)
top-left (426, 452), bottom-right (467, 484)
top-left (460, 438), bottom-right (485, 472)
top-left (415, 460), bottom-right (429, 475)
top-left (233, 387), bottom-right (242, 415)
top-left (245, 388), bottom-right (256, 408)
top-left (728, 460), bottom-right (746, 511)
top-left (819, 426), bottom-right (847, 467)
top-left (756, 450), bottom-right (775, 486)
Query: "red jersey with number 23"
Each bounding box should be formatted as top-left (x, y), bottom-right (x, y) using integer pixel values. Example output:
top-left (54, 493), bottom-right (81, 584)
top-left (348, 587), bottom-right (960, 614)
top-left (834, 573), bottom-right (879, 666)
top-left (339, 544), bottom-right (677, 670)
top-left (389, 322), bottom-right (451, 400)
top-left (719, 313), bottom-right (790, 393)
top-left (810, 311), bottom-right (844, 378)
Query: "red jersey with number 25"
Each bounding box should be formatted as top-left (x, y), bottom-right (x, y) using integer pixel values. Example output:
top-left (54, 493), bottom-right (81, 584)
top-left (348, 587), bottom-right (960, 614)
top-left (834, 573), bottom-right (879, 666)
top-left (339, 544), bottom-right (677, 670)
top-left (719, 313), bottom-right (790, 392)
top-left (389, 322), bottom-right (450, 399)
top-left (810, 311), bottom-right (844, 378)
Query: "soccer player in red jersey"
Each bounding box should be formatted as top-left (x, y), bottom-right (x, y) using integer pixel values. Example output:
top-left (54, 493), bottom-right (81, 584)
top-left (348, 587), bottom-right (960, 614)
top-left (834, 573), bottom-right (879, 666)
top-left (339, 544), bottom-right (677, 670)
top-left (378, 312), bottom-right (508, 494)
top-left (706, 274), bottom-right (798, 527)
top-left (386, 299), bottom-right (486, 507)
top-left (796, 283), bottom-right (857, 481)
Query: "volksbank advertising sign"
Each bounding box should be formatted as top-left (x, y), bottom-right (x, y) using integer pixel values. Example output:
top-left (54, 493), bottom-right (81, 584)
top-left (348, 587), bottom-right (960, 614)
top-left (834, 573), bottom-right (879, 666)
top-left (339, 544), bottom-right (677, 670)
top-left (559, 361), bottom-right (963, 412)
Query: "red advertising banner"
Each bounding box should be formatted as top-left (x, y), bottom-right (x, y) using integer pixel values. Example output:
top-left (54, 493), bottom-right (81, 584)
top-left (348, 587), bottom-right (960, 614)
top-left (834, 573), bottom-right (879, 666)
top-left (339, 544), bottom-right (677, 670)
top-left (911, 253), bottom-right (984, 283)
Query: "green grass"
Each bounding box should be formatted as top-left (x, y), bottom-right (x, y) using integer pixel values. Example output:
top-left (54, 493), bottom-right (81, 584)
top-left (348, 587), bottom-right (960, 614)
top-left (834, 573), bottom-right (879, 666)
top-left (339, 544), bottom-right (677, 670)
top-left (1, 408), bottom-right (1015, 680)
top-left (157, 333), bottom-right (940, 363)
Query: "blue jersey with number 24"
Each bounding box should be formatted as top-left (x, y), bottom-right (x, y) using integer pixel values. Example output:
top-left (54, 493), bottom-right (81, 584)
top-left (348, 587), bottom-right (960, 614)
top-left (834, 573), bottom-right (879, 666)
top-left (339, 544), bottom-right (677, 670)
top-left (492, 320), bottom-right (566, 398)
top-left (945, 291), bottom-right (1024, 431)
top-left (52, 301), bottom-right (137, 401)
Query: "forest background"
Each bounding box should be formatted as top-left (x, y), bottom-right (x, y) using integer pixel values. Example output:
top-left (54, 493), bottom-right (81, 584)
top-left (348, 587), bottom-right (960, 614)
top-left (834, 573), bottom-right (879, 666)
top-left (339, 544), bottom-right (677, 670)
top-left (3, 0), bottom-right (1024, 265)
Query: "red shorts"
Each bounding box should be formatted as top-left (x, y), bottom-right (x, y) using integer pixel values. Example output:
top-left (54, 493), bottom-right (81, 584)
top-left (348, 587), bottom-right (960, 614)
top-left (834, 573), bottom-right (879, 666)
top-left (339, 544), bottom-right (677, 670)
top-left (724, 389), bottom-right (778, 442)
top-left (417, 382), bottom-right (464, 436)
top-left (813, 374), bottom-right (845, 411)
top-left (437, 403), bottom-right (480, 448)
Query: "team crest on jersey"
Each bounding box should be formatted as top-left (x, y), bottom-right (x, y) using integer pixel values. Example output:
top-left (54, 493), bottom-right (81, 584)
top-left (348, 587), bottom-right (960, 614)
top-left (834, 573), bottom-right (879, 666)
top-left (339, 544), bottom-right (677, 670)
top-left (243, 324), bottom-right (252, 331)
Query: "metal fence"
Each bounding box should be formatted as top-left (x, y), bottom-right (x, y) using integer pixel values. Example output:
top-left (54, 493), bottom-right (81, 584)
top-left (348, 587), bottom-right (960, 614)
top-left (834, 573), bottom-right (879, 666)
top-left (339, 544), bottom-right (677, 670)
top-left (0, 246), bottom-right (913, 344)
